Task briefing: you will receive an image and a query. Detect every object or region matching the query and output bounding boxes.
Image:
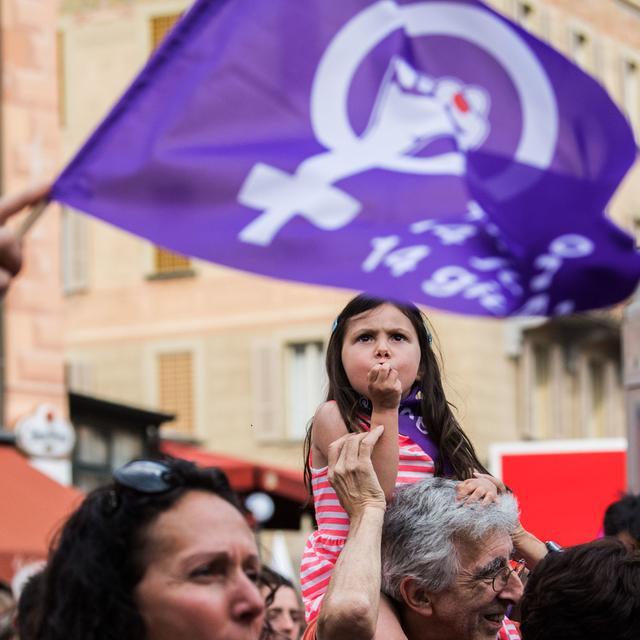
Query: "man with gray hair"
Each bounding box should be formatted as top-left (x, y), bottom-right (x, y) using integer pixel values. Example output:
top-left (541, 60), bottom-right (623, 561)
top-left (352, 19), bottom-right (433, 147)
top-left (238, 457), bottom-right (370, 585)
top-left (306, 428), bottom-right (524, 640)
top-left (381, 477), bottom-right (523, 640)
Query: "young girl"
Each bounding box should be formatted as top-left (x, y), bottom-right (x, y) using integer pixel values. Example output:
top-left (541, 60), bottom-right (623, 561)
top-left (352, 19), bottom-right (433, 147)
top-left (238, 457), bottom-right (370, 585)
top-left (300, 294), bottom-right (506, 637)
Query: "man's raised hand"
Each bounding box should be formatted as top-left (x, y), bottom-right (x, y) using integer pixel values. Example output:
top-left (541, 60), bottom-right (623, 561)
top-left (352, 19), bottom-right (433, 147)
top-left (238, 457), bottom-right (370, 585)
top-left (327, 425), bottom-right (387, 516)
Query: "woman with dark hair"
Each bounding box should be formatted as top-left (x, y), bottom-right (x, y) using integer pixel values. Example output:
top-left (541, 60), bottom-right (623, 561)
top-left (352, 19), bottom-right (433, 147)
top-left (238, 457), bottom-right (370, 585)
top-left (37, 458), bottom-right (265, 640)
top-left (258, 567), bottom-right (304, 640)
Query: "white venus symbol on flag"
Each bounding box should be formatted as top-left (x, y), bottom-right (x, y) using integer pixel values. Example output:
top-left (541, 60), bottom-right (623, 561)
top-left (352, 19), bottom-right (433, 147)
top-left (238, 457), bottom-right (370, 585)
top-left (237, 1), bottom-right (558, 247)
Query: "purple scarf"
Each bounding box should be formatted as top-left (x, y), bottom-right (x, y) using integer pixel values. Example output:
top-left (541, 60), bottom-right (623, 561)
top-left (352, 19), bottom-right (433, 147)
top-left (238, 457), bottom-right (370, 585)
top-left (397, 388), bottom-right (442, 467)
top-left (360, 388), bottom-right (451, 474)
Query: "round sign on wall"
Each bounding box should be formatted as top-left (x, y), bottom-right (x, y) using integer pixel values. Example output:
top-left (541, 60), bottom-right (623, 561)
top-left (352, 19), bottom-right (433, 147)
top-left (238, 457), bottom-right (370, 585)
top-left (15, 405), bottom-right (76, 459)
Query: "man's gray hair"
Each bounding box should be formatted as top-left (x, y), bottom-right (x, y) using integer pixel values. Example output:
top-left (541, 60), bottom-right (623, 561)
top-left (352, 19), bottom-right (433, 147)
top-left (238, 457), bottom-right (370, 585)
top-left (381, 477), bottom-right (519, 599)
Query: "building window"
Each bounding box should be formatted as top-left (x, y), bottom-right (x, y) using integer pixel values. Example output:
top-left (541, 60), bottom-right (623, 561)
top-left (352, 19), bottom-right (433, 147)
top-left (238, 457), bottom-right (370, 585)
top-left (153, 247), bottom-right (192, 274)
top-left (61, 207), bottom-right (89, 294)
top-left (569, 29), bottom-right (592, 70)
top-left (509, 1), bottom-right (548, 37)
top-left (112, 430), bottom-right (145, 469)
top-left (587, 358), bottom-right (606, 436)
top-left (622, 58), bottom-right (640, 137)
top-left (489, 0), bottom-right (507, 16)
top-left (521, 320), bottom-right (623, 441)
top-left (158, 351), bottom-right (194, 434)
top-left (531, 344), bottom-right (553, 438)
top-left (633, 216), bottom-right (640, 247)
top-left (149, 14), bottom-right (193, 278)
top-left (70, 392), bottom-right (171, 492)
top-left (151, 13), bottom-right (182, 50)
top-left (76, 424), bottom-right (109, 467)
top-left (57, 31), bottom-right (66, 127)
top-left (285, 341), bottom-right (325, 440)
top-left (514, 2), bottom-right (534, 26)
top-left (73, 424), bottom-right (144, 492)
top-left (65, 360), bottom-right (92, 394)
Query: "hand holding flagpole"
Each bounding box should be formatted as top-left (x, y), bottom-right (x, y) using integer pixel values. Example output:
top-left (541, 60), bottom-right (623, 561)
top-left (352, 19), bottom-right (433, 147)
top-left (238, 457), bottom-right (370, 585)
top-left (0, 182), bottom-right (51, 238)
top-left (16, 198), bottom-right (50, 240)
top-left (0, 182), bottom-right (51, 297)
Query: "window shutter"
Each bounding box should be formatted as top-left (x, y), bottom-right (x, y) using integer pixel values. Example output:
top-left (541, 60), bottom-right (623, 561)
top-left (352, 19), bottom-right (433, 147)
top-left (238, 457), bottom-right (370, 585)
top-left (158, 351), bottom-right (194, 434)
top-left (148, 15), bottom-right (192, 275)
top-left (622, 58), bottom-right (639, 138)
top-left (286, 342), bottom-right (325, 440)
top-left (62, 207), bottom-right (89, 294)
top-left (57, 31), bottom-right (66, 126)
top-left (150, 13), bottom-right (182, 51)
top-left (153, 247), bottom-right (191, 274)
top-left (251, 341), bottom-right (284, 442)
top-left (65, 361), bottom-right (92, 393)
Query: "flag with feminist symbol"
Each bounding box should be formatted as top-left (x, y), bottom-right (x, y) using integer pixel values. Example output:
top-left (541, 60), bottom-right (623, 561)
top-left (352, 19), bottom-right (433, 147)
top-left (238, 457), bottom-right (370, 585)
top-left (52, 0), bottom-right (640, 316)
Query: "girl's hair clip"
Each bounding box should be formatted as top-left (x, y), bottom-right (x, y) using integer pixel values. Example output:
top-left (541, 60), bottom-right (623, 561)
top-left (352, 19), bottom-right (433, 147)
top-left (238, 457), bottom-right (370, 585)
top-left (427, 331), bottom-right (433, 346)
top-left (331, 318), bottom-right (339, 333)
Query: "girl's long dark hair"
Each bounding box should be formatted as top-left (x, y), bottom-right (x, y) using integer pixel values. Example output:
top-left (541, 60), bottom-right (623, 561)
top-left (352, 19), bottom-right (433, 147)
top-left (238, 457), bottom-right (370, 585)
top-left (303, 295), bottom-right (489, 496)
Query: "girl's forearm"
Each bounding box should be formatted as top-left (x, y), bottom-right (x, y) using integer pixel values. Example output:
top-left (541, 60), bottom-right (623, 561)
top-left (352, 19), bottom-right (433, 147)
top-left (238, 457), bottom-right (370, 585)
top-left (369, 408), bottom-right (399, 499)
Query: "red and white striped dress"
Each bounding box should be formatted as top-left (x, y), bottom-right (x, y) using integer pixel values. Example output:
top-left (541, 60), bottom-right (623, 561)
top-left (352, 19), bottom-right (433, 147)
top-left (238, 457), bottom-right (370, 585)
top-left (300, 432), bottom-right (435, 622)
top-left (499, 620), bottom-right (522, 639)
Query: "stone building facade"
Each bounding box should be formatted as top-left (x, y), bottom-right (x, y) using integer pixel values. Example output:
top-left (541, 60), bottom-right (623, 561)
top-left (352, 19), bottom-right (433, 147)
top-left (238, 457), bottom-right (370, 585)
top-left (48, 0), bottom-right (640, 478)
top-left (1, 0), bottom-right (65, 427)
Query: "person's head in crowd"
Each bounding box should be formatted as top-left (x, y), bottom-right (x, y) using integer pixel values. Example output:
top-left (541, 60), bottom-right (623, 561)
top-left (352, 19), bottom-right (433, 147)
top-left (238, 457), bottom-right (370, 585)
top-left (603, 493), bottom-right (640, 551)
top-left (0, 582), bottom-right (15, 640)
top-left (258, 567), bottom-right (304, 640)
top-left (14, 570), bottom-right (44, 640)
top-left (520, 538), bottom-right (640, 640)
top-left (381, 477), bottom-right (523, 640)
top-left (38, 458), bottom-right (265, 640)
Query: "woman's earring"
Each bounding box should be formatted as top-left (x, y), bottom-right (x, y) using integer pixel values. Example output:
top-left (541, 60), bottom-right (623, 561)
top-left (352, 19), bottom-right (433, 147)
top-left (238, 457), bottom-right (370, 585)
top-left (359, 396), bottom-right (372, 411)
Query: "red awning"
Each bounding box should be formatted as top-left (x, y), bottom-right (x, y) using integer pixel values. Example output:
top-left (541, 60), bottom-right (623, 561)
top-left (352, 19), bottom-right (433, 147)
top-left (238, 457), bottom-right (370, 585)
top-left (0, 448), bottom-right (83, 582)
top-left (161, 441), bottom-right (307, 503)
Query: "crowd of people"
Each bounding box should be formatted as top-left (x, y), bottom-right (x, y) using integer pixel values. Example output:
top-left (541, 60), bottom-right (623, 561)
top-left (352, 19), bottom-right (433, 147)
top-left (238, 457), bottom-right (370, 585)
top-left (1, 185), bottom-right (639, 639)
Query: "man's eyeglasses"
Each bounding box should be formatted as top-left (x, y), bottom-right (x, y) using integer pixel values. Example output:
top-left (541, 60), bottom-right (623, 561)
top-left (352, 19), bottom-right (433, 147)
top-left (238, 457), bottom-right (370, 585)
top-left (484, 559), bottom-right (527, 592)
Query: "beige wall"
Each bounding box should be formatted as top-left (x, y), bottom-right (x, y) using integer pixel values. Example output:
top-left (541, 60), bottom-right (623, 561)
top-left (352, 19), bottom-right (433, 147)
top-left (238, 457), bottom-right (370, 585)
top-left (486, 0), bottom-right (640, 233)
top-left (2, 0), bottom-right (65, 425)
top-left (58, 0), bottom-right (639, 472)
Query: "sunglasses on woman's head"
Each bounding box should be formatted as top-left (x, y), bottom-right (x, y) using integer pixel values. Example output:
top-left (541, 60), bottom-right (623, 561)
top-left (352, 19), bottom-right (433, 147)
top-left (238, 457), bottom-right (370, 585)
top-left (113, 459), bottom-right (182, 494)
top-left (113, 459), bottom-right (232, 494)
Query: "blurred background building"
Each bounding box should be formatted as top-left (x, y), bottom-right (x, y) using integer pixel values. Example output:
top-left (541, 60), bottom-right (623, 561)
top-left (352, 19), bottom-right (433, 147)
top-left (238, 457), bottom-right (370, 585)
top-left (1, 0), bottom-right (639, 580)
top-left (56, 0), bottom-right (640, 474)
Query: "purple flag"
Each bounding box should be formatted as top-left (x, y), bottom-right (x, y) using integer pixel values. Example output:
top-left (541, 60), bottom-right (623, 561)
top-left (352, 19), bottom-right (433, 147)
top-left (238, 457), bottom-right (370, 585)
top-left (52, 0), bottom-right (640, 316)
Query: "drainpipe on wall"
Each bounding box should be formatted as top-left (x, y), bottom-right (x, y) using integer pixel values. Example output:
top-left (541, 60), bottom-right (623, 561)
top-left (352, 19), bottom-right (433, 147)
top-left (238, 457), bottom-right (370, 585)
top-left (623, 292), bottom-right (640, 493)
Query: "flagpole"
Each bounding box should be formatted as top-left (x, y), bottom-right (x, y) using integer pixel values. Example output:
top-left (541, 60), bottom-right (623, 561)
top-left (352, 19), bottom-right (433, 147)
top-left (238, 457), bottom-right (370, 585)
top-left (16, 198), bottom-right (49, 240)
